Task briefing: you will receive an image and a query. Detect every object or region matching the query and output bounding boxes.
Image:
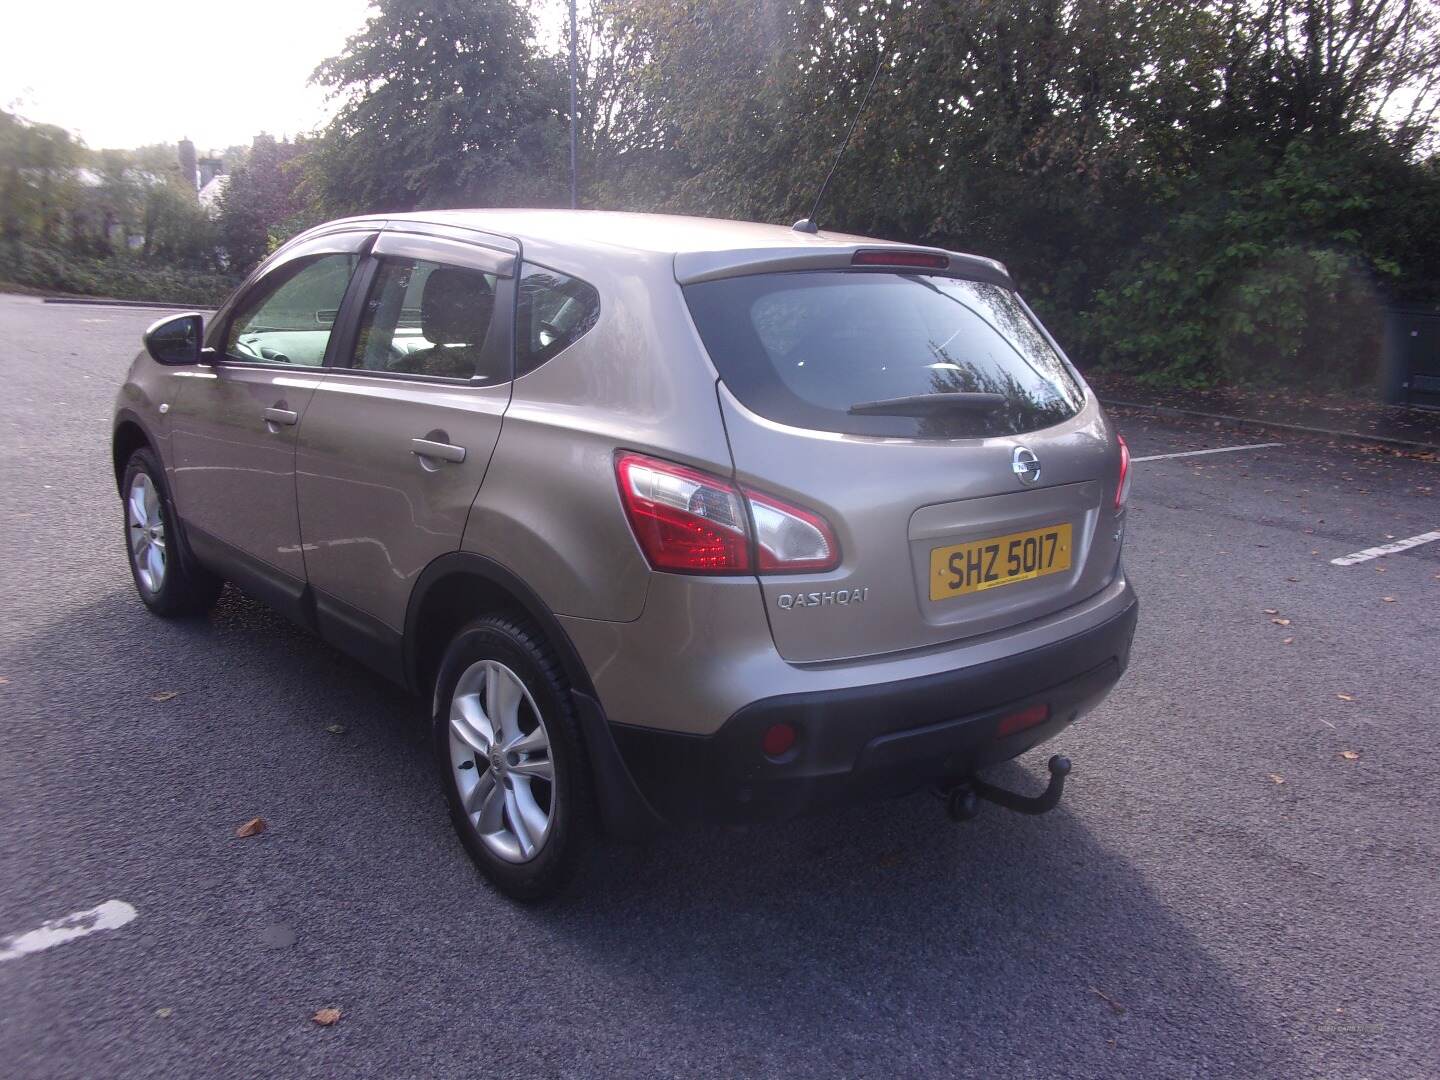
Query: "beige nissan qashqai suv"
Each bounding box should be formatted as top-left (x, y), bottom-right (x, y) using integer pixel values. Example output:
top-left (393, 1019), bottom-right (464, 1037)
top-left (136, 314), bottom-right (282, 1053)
top-left (113, 210), bottom-right (1138, 899)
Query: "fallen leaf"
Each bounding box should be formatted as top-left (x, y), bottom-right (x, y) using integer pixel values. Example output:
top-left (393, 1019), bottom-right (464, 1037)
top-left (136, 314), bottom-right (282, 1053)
top-left (1282, 638), bottom-right (1294, 645)
top-left (1269, 773), bottom-right (1285, 785)
top-left (154, 1007), bottom-right (174, 1019)
top-left (149, 690), bottom-right (178, 703)
top-left (312, 1008), bottom-right (341, 1027)
top-left (1382, 596), bottom-right (1396, 603)
top-left (235, 817), bottom-right (266, 838)
top-left (1340, 750), bottom-right (1360, 761)
top-left (325, 724), bottom-right (346, 735)
top-left (1286, 577), bottom-right (1300, 583)
top-left (1271, 618), bottom-right (1292, 626)
top-left (0, 676), bottom-right (9, 685)
top-left (1089, 987), bottom-right (1126, 1014)
top-left (1337, 693), bottom-right (1354, 701)
top-left (1262, 608), bottom-right (1279, 615)
top-left (877, 851), bottom-right (904, 869)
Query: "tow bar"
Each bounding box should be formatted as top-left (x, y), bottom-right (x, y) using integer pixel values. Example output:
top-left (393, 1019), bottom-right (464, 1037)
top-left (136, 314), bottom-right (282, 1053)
top-left (940, 755), bottom-right (1072, 822)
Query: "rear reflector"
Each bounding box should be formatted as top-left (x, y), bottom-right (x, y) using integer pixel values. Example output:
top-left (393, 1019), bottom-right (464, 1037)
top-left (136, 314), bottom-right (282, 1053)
top-left (615, 451), bottom-right (840, 575)
top-left (762, 722), bottom-right (798, 757)
top-left (995, 704), bottom-right (1050, 738)
top-left (851, 249), bottom-right (950, 269)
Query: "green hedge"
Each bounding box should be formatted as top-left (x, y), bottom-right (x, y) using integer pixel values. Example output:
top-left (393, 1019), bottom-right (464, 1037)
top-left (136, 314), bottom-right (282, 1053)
top-left (0, 242), bottom-right (240, 307)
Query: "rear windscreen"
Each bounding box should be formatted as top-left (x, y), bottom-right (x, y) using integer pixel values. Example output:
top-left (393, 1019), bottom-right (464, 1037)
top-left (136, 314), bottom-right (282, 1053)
top-left (683, 271), bottom-right (1085, 438)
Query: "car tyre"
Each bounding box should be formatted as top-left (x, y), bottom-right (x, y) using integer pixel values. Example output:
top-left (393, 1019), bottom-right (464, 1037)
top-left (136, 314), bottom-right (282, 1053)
top-left (122, 448), bottom-right (223, 617)
top-left (432, 614), bottom-right (596, 901)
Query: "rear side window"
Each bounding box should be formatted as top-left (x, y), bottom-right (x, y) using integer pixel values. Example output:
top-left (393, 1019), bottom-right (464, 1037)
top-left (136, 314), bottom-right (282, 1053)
top-left (347, 257), bottom-right (504, 381)
top-left (684, 271), bottom-right (1085, 438)
top-left (515, 262), bottom-right (600, 377)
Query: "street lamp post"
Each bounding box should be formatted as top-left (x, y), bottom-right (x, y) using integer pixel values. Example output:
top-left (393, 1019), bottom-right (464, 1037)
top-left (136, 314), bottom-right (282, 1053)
top-left (568, 0), bottom-right (579, 210)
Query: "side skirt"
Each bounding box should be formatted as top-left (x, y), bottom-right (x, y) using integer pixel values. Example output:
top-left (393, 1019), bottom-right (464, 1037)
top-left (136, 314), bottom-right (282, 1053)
top-left (184, 523), bottom-right (406, 687)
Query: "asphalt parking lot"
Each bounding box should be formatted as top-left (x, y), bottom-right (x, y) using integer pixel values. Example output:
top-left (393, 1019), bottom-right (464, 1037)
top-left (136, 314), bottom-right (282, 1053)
top-left (1, 293), bottom-right (1437, 1079)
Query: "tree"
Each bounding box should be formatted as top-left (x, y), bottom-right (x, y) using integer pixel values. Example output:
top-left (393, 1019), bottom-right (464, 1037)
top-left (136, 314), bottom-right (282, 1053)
top-left (140, 180), bottom-right (215, 266)
top-left (569, 0), bottom-right (684, 208)
top-left (216, 134), bottom-right (310, 273)
top-left (569, 0), bottom-right (1440, 387)
top-left (574, 0), bottom-right (1226, 343)
top-left (307, 0), bottom-right (569, 214)
top-left (1204, 0), bottom-right (1440, 156)
top-left (0, 110), bottom-right (83, 244)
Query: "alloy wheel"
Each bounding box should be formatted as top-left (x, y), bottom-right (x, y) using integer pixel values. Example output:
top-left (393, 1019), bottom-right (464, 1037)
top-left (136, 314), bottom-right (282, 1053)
top-left (127, 473), bottom-right (167, 593)
top-left (448, 659), bottom-right (555, 863)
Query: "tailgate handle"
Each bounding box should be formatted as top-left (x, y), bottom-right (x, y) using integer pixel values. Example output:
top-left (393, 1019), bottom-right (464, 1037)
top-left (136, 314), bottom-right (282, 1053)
top-left (411, 438), bottom-right (466, 464)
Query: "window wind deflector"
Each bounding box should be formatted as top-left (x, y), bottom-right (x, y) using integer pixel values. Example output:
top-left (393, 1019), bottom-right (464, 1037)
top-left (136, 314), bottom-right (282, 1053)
top-left (847, 392), bottom-right (1007, 417)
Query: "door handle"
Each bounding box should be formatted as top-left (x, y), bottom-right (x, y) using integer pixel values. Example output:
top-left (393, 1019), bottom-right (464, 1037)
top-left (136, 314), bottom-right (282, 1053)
top-left (411, 438), bottom-right (467, 464)
top-left (263, 407), bottom-right (299, 427)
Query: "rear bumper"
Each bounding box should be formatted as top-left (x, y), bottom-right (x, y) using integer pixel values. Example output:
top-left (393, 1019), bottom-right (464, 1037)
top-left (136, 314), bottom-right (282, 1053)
top-left (608, 596), bottom-right (1137, 825)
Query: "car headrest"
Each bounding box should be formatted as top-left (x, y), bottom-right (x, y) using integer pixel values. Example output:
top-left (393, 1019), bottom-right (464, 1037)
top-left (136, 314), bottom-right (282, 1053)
top-left (421, 268), bottom-right (494, 347)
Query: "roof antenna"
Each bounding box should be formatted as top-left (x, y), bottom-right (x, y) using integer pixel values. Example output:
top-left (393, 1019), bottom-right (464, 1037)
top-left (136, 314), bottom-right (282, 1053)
top-left (793, 51), bottom-right (887, 235)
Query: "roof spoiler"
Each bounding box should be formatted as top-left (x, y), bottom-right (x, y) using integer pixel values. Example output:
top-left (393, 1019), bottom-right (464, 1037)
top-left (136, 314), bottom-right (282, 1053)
top-left (674, 246), bottom-right (1013, 288)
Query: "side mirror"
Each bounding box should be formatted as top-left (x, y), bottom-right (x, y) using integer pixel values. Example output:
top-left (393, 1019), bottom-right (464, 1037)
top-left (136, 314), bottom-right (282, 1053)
top-left (144, 312), bottom-right (204, 366)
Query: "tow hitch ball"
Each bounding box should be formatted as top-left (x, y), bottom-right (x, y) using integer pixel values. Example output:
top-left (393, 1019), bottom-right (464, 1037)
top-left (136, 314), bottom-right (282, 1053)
top-left (941, 755), bottom-right (1072, 822)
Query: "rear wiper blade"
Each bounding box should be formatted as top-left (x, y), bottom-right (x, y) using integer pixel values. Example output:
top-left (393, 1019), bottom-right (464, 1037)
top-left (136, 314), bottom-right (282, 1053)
top-left (847, 392), bottom-right (1006, 417)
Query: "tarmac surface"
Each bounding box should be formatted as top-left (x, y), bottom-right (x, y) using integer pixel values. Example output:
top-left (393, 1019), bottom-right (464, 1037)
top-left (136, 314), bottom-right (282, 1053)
top-left (1, 294), bottom-right (1437, 1078)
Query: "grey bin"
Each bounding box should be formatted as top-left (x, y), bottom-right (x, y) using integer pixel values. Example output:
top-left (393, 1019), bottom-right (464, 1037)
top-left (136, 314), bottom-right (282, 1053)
top-left (1383, 303), bottom-right (1440, 409)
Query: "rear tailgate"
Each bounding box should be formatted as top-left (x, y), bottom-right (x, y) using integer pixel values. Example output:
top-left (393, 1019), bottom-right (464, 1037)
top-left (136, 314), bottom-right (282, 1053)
top-left (717, 390), bottom-right (1122, 662)
top-left (686, 262), bottom-right (1125, 664)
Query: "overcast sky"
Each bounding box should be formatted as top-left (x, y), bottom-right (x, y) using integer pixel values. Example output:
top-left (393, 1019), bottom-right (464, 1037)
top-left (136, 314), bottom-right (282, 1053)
top-left (2, 0), bottom-right (385, 151)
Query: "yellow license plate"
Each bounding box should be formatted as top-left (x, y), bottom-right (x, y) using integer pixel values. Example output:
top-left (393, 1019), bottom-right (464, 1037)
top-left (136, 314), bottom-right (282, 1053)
top-left (929, 523), bottom-right (1073, 601)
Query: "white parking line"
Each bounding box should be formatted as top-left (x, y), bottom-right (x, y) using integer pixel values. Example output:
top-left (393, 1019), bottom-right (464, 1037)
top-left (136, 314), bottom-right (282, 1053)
top-left (0, 900), bottom-right (138, 963)
top-left (1330, 530), bottom-right (1440, 566)
top-left (1131, 442), bottom-right (1284, 463)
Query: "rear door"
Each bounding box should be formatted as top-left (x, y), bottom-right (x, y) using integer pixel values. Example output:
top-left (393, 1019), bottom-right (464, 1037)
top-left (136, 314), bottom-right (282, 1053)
top-left (294, 229), bottom-right (517, 641)
top-left (684, 265), bottom-right (1124, 663)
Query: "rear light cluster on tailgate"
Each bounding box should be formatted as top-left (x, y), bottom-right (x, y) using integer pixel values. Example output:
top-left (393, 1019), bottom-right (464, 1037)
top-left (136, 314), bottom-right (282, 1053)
top-left (615, 451), bottom-right (839, 575)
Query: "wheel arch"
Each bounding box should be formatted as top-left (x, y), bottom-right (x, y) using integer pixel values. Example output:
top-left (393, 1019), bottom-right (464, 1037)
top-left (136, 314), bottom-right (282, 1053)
top-left (112, 412), bottom-right (154, 493)
top-left (406, 552), bottom-right (664, 840)
top-left (403, 552), bottom-right (598, 703)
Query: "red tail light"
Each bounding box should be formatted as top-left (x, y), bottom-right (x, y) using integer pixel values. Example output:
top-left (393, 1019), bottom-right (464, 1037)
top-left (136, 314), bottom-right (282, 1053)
top-left (1115, 435), bottom-right (1132, 511)
top-left (615, 453), bottom-right (750, 573)
top-left (615, 452), bottom-right (840, 575)
top-left (851, 249), bottom-right (950, 269)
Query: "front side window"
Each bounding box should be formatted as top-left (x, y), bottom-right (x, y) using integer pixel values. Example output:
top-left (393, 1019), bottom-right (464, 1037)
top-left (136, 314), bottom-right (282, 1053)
top-left (515, 262), bottom-right (600, 376)
top-left (348, 257), bottom-right (503, 381)
top-left (225, 253), bottom-right (358, 367)
top-left (684, 271), bottom-right (1086, 439)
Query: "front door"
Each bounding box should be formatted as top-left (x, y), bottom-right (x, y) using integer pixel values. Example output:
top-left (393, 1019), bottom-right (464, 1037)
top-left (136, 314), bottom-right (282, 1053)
top-left (295, 230), bottom-right (517, 646)
top-left (170, 232), bottom-right (372, 610)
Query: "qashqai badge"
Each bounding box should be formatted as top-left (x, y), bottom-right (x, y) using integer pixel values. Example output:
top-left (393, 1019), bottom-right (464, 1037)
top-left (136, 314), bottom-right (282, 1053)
top-left (1012, 446), bottom-right (1041, 486)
